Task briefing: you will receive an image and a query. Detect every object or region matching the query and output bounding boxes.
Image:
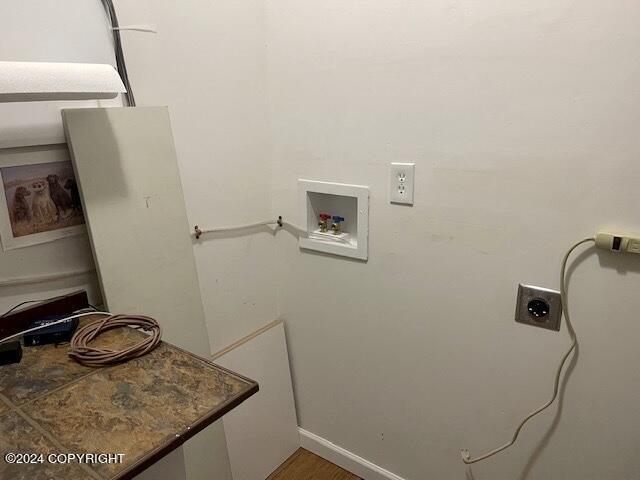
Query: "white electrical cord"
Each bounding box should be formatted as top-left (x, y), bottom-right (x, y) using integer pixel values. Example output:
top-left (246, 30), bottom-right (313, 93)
top-left (194, 216), bottom-right (305, 239)
top-left (0, 311), bottom-right (111, 345)
top-left (111, 25), bottom-right (157, 34)
top-left (197, 220), bottom-right (277, 234)
top-left (461, 237), bottom-right (596, 465)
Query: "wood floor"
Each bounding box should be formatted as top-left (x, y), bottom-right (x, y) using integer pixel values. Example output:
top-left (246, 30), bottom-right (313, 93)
top-left (267, 448), bottom-right (361, 480)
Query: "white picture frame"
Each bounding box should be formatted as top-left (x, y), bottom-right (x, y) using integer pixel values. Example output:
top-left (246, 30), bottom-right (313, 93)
top-left (0, 144), bottom-right (85, 251)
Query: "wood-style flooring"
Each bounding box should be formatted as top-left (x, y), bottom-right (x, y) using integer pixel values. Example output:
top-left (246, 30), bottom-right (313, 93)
top-left (267, 448), bottom-right (361, 480)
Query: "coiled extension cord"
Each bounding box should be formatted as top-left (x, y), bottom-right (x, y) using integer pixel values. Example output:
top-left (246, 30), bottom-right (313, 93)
top-left (68, 314), bottom-right (162, 367)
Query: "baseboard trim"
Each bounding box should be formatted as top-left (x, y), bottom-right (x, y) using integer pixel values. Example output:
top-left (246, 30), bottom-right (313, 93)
top-left (298, 428), bottom-right (406, 480)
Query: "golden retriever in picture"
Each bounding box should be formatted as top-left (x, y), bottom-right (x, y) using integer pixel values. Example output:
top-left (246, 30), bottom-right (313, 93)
top-left (30, 180), bottom-right (57, 224)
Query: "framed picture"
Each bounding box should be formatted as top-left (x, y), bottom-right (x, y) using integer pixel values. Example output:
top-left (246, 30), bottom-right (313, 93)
top-left (0, 144), bottom-right (85, 250)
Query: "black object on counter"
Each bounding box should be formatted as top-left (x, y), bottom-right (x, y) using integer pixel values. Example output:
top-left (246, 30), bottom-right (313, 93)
top-left (0, 290), bottom-right (88, 342)
top-left (0, 341), bottom-right (22, 366)
top-left (23, 315), bottom-right (79, 347)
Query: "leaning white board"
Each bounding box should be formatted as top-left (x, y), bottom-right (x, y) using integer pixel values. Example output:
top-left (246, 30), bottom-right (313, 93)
top-left (62, 107), bottom-right (210, 355)
top-left (135, 447), bottom-right (186, 480)
top-left (63, 107), bottom-right (232, 480)
top-left (215, 321), bottom-right (299, 480)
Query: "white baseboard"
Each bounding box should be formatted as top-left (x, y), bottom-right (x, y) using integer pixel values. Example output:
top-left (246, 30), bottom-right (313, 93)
top-left (298, 428), bottom-right (406, 480)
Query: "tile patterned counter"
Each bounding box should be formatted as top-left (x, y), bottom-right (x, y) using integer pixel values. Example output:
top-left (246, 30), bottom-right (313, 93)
top-left (0, 320), bottom-right (258, 479)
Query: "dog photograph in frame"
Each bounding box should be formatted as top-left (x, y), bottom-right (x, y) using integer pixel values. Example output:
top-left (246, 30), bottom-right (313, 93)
top-left (0, 144), bottom-right (85, 250)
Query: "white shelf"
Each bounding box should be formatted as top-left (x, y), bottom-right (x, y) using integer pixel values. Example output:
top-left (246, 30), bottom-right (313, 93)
top-left (298, 179), bottom-right (369, 260)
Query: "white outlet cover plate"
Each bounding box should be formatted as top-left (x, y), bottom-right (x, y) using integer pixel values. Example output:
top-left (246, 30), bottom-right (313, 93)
top-left (390, 162), bottom-right (415, 205)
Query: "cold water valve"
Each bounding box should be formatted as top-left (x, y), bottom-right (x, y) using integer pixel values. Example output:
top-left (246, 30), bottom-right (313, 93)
top-left (331, 216), bottom-right (344, 234)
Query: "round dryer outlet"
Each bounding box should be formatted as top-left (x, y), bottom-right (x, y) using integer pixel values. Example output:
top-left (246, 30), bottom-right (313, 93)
top-left (515, 284), bottom-right (562, 331)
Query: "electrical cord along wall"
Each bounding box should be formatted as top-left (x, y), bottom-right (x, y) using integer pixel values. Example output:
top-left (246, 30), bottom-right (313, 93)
top-left (460, 237), bottom-right (596, 464)
top-left (100, 0), bottom-right (135, 106)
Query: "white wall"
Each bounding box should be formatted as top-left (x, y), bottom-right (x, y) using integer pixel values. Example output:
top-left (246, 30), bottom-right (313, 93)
top-left (115, 0), bottom-right (277, 353)
top-left (267, 1), bottom-right (640, 479)
top-left (6, 2), bottom-right (640, 479)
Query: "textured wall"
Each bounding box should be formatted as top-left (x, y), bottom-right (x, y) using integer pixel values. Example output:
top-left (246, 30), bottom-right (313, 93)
top-left (267, 1), bottom-right (640, 478)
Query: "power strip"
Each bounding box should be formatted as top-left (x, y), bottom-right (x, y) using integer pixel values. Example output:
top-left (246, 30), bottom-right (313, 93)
top-left (23, 315), bottom-right (79, 347)
top-left (595, 232), bottom-right (640, 254)
top-left (0, 290), bottom-right (88, 342)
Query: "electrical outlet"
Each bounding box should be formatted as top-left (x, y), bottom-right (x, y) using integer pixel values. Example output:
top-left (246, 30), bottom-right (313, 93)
top-left (515, 284), bottom-right (562, 331)
top-left (390, 163), bottom-right (415, 205)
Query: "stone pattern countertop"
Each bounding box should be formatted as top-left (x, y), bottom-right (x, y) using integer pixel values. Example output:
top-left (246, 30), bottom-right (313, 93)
top-left (0, 319), bottom-right (258, 479)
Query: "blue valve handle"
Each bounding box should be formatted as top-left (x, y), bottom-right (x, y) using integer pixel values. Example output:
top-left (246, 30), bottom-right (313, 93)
top-left (332, 216), bottom-right (344, 223)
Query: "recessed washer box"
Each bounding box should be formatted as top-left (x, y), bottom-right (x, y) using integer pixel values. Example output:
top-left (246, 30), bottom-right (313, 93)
top-left (299, 179), bottom-right (369, 260)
